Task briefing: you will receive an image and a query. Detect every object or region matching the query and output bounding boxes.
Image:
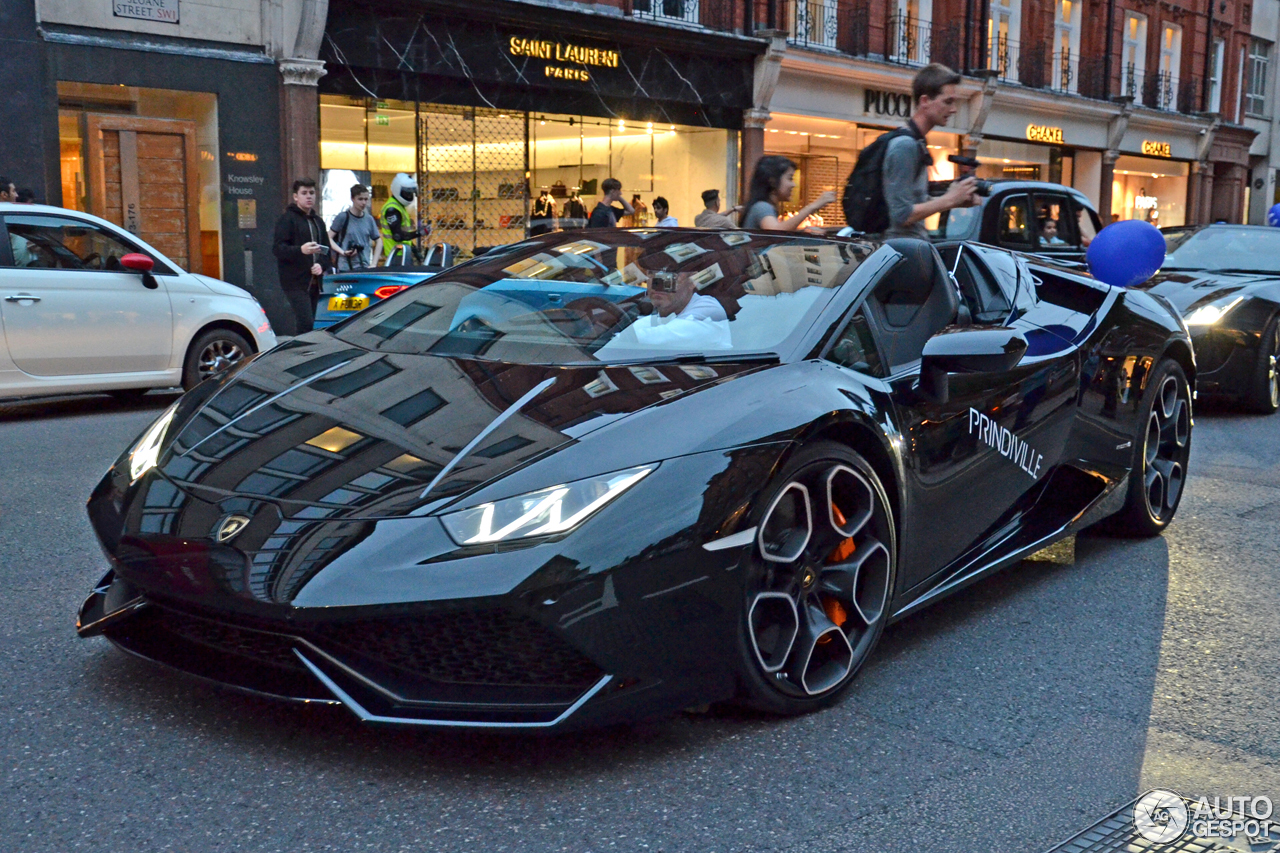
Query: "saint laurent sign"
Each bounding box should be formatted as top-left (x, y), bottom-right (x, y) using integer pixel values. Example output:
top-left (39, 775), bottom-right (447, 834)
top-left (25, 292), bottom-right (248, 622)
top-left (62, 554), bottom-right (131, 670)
top-left (509, 36), bottom-right (620, 82)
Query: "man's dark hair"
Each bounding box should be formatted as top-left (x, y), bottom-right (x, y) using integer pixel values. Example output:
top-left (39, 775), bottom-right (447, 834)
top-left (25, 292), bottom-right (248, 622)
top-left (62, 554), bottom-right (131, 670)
top-left (0, 176), bottom-right (13, 197)
top-left (653, 196), bottom-right (669, 212)
top-left (701, 189), bottom-right (720, 206)
top-left (912, 63), bottom-right (961, 103)
top-left (292, 177), bottom-right (317, 193)
top-left (601, 177), bottom-right (622, 194)
top-left (350, 183), bottom-right (369, 199)
top-left (16, 188), bottom-right (35, 203)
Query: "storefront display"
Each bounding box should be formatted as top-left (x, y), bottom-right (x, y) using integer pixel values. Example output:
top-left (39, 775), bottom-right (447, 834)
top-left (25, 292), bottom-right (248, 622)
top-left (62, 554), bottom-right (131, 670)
top-left (1111, 154), bottom-right (1189, 227)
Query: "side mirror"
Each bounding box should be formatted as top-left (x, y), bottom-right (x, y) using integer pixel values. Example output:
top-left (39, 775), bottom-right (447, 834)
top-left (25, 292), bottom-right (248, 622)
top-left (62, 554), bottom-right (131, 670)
top-left (120, 253), bottom-right (159, 289)
top-left (919, 327), bottom-right (1028, 404)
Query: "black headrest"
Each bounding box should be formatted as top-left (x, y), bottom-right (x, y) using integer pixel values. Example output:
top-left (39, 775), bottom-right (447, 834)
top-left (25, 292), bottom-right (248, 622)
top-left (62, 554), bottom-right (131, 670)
top-left (877, 239), bottom-right (945, 304)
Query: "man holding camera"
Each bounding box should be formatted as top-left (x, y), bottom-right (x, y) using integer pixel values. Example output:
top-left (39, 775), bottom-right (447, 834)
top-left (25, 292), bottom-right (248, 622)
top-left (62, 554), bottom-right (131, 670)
top-left (329, 184), bottom-right (382, 271)
top-left (883, 64), bottom-right (979, 239)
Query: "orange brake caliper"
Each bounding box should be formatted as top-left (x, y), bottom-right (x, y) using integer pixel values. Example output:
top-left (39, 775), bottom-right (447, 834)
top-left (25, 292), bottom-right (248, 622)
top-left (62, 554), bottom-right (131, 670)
top-left (820, 502), bottom-right (854, 638)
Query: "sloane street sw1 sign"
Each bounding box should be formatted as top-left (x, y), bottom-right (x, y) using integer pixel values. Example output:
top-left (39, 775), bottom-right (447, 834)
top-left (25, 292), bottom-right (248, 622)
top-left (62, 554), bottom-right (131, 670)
top-left (113, 0), bottom-right (179, 22)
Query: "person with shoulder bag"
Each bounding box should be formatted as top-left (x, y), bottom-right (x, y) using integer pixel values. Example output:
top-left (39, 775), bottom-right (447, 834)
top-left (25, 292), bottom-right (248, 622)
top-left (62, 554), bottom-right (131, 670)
top-left (329, 184), bottom-right (382, 271)
top-left (841, 63), bottom-right (977, 237)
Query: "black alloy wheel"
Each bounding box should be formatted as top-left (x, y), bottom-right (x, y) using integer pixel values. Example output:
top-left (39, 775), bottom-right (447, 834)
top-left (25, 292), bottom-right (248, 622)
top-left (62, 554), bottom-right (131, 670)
top-left (736, 442), bottom-right (896, 714)
top-left (1104, 358), bottom-right (1192, 537)
top-left (183, 328), bottom-right (252, 390)
top-left (1244, 316), bottom-right (1280, 414)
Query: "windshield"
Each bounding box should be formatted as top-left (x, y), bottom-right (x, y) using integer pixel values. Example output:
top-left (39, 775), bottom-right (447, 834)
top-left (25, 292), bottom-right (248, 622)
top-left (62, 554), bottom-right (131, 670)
top-left (330, 230), bottom-right (872, 364)
top-left (1163, 227), bottom-right (1280, 274)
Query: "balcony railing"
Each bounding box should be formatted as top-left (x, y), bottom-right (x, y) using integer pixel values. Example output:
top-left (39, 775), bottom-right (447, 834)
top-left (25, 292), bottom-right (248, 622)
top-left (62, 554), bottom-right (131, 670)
top-left (1122, 65), bottom-right (1203, 112)
top-left (626, 0), bottom-right (773, 34)
top-left (886, 13), bottom-right (929, 65)
top-left (632, 0), bottom-right (702, 25)
top-left (787, 0), bottom-right (869, 55)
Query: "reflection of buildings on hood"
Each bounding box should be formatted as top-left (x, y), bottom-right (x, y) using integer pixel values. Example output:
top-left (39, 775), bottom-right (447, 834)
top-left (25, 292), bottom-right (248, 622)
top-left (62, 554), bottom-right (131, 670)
top-left (742, 244), bottom-right (859, 296)
top-left (142, 339), bottom-right (747, 603)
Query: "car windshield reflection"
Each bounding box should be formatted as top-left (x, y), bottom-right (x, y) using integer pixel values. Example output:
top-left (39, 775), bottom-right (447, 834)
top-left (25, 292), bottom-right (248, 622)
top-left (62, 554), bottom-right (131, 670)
top-left (330, 230), bottom-right (873, 364)
top-left (1163, 227), bottom-right (1280, 274)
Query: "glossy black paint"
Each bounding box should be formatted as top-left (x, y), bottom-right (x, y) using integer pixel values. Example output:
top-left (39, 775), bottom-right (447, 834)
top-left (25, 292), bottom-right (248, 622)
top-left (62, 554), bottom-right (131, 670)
top-left (1134, 227), bottom-right (1280, 402)
top-left (77, 233), bottom-right (1192, 730)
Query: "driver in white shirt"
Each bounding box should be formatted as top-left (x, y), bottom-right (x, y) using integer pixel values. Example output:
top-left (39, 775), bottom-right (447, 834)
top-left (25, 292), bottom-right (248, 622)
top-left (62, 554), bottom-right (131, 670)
top-left (648, 270), bottom-right (727, 321)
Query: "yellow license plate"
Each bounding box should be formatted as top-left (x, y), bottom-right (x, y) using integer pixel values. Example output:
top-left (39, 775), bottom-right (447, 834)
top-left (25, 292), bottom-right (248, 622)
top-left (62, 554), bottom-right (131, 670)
top-left (328, 295), bottom-right (369, 311)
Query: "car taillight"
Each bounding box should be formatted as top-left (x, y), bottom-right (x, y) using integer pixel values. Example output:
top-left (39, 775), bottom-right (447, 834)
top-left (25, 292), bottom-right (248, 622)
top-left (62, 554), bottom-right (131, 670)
top-left (374, 285), bottom-right (409, 299)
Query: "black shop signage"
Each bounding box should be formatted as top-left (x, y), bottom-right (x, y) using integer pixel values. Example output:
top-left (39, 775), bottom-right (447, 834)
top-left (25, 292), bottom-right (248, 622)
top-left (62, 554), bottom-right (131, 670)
top-left (864, 89), bottom-right (913, 118)
top-left (321, 9), bottom-right (755, 125)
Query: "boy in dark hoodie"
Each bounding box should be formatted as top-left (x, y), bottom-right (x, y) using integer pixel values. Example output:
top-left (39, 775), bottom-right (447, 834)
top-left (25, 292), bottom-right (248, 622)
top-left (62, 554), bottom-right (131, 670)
top-left (273, 177), bottom-right (333, 334)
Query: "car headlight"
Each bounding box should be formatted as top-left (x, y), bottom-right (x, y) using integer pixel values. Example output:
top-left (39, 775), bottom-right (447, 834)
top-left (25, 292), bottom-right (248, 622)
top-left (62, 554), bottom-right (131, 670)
top-left (1184, 295), bottom-right (1244, 326)
top-left (441, 464), bottom-right (656, 545)
top-left (128, 402), bottom-right (180, 482)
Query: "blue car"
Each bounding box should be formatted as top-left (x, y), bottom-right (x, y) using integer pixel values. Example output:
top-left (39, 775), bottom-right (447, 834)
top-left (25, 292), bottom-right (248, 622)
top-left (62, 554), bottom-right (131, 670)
top-left (314, 268), bottom-right (439, 329)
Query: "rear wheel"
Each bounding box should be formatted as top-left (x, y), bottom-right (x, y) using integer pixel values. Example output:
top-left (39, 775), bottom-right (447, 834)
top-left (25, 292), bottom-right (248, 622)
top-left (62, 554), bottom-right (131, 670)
top-left (1243, 316), bottom-right (1280, 414)
top-left (183, 328), bottom-right (252, 390)
top-left (1102, 358), bottom-right (1192, 537)
top-left (735, 442), bottom-right (897, 715)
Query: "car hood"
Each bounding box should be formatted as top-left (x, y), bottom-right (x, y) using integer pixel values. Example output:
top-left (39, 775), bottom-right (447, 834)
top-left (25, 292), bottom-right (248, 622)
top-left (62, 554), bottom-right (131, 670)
top-left (154, 335), bottom-right (765, 521)
top-left (190, 273), bottom-right (255, 299)
top-left (1135, 269), bottom-right (1276, 313)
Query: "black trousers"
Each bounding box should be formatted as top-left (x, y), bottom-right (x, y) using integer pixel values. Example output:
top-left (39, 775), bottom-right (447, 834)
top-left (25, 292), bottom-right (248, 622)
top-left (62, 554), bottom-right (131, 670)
top-left (282, 286), bottom-right (315, 335)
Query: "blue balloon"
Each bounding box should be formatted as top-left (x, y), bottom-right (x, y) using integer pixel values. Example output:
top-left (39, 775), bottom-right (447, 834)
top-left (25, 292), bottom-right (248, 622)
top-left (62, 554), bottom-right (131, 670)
top-left (1268, 203), bottom-right (1280, 227)
top-left (1087, 219), bottom-right (1166, 288)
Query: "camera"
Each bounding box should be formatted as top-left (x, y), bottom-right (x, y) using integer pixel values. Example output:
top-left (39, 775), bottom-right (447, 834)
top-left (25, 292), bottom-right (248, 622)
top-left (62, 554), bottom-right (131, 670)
top-left (946, 155), bottom-right (993, 197)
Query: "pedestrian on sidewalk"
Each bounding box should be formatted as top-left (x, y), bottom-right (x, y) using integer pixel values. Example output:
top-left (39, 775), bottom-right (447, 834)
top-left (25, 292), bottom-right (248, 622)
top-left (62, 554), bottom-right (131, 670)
top-left (272, 178), bottom-right (333, 335)
top-left (694, 189), bottom-right (739, 229)
top-left (652, 197), bottom-right (677, 227)
top-left (740, 156), bottom-right (836, 231)
top-left (329, 184), bottom-right (382, 270)
top-left (587, 178), bottom-right (634, 228)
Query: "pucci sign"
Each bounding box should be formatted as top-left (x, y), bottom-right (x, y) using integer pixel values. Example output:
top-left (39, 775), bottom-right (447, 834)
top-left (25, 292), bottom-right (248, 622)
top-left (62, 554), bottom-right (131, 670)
top-left (864, 89), bottom-right (914, 118)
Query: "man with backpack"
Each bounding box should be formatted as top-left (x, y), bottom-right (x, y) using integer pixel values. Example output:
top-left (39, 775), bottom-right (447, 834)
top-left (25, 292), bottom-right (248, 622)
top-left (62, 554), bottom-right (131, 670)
top-left (329, 184), bottom-right (382, 271)
top-left (842, 63), bottom-right (977, 237)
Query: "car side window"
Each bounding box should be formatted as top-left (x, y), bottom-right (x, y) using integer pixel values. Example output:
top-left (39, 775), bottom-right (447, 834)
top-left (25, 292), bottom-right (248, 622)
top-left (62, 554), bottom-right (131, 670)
top-left (997, 195), bottom-right (1033, 247)
top-left (2, 214), bottom-right (140, 271)
top-left (1032, 194), bottom-right (1080, 248)
top-left (826, 306), bottom-right (885, 378)
top-left (1073, 199), bottom-right (1100, 247)
top-left (951, 248), bottom-right (1012, 323)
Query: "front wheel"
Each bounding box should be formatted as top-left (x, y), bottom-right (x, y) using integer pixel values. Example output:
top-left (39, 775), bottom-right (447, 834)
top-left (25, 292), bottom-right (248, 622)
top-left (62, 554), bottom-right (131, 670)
top-left (1243, 316), bottom-right (1280, 414)
top-left (735, 442), bottom-right (897, 715)
top-left (1103, 358), bottom-right (1192, 537)
top-left (183, 328), bottom-right (252, 390)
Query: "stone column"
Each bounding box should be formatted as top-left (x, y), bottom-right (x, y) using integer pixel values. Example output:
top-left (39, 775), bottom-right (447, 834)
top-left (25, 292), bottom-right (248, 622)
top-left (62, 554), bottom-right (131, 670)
top-left (1099, 149), bottom-right (1119, 223)
top-left (279, 58), bottom-right (326, 206)
top-left (741, 107), bottom-right (770, 200)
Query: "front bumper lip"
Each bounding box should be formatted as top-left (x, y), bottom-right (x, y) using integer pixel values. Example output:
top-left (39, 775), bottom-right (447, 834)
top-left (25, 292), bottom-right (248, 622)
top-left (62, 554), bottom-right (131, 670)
top-left (77, 569), bottom-right (618, 728)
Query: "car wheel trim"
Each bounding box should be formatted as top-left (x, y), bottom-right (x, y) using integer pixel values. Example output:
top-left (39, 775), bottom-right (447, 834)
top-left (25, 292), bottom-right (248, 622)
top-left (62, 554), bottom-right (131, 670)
top-left (1267, 324), bottom-right (1279, 410)
top-left (197, 338), bottom-right (246, 380)
top-left (748, 462), bottom-right (891, 699)
top-left (1142, 374), bottom-right (1191, 522)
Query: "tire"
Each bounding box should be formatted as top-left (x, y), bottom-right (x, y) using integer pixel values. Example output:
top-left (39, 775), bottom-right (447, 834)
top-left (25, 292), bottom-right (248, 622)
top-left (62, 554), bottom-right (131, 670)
top-left (1101, 358), bottom-right (1192, 537)
top-left (1243, 316), bottom-right (1280, 414)
top-left (182, 327), bottom-right (252, 390)
top-left (734, 441), bottom-right (897, 715)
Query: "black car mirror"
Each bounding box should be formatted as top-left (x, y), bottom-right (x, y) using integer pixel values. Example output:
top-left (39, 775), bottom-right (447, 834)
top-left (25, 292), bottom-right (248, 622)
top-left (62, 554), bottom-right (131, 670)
top-left (918, 327), bottom-right (1028, 404)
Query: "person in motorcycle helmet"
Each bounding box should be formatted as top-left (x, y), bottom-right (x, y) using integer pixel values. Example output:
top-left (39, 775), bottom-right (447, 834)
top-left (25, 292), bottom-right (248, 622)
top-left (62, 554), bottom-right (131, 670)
top-left (381, 173), bottom-right (419, 264)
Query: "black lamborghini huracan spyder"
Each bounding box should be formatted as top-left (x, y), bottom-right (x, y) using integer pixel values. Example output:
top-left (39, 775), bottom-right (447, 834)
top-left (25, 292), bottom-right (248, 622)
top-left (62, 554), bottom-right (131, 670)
top-left (78, 229), bottom-right (1193, 730)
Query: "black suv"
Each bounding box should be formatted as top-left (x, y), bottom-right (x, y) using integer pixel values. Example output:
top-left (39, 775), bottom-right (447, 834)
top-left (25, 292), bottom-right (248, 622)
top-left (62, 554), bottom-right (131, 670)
top-left (928, 180), bottom-right (1104, 264)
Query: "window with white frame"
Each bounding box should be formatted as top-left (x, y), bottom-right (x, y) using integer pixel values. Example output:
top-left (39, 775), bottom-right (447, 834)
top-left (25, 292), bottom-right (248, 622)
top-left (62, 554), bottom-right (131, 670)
top-left (1122, 12), bottom-right (1148, 98)
top-left (1246, 38), bottom-right (1271, 116)
top-left (891, 0), bottom-right (934, 63)
top-left (989, 0), bottom-right (1022, 81)
top-left (1156, 23), bottom-right (1182, 109)
top-left (1207, 38), bottom-right (1225, 113)
top-left (1054, 0), bottom-right (1081, 91)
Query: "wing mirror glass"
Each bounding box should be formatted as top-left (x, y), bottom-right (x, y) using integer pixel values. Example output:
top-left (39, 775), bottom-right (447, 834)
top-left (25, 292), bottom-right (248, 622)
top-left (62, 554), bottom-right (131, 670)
top-left (919, 327), bottom-right (1028, 404)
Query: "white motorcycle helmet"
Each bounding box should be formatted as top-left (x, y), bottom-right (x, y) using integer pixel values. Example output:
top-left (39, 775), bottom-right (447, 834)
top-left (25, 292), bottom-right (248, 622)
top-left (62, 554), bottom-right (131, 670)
top-left (390, 173), bottom-right (417, 206)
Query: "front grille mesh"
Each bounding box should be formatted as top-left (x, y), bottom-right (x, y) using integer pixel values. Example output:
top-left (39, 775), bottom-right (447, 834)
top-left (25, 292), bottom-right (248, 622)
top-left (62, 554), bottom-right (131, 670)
top-left (314, 610), bottom-right (603, 688)
top-left (151, 605), bottom-right (602, 689)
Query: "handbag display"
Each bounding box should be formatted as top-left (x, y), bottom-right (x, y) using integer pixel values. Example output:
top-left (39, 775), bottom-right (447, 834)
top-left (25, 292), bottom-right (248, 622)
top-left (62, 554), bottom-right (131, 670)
top-left (431, 187), bottom-right (461, 201)
top-left (550, 181), bottom-right (568, 199)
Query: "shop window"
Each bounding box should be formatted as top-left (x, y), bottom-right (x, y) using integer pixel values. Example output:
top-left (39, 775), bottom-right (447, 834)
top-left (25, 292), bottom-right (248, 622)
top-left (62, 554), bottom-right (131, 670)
top-left (1246, 38), bottom-right (1271, 117)
top-left (998, 195), bottom-right (1034, 247)
top-left (1111, 155), bottom-right (1188, 227)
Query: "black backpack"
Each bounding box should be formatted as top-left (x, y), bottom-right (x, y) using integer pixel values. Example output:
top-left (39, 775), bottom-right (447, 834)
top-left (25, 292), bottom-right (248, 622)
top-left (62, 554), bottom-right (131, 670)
top-left (841, 126), bottom-right (921, 233)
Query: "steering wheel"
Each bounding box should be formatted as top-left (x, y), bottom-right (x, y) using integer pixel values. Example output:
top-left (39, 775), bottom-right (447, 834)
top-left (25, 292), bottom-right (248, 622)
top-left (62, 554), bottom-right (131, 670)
top-left (564, 297), bottom-right (628, 337)
top-left (81, 252), bottom-right (102, 270)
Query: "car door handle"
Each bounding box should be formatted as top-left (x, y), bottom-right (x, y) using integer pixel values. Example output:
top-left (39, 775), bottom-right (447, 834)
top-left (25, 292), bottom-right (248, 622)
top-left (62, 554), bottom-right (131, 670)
top-left (4, 294), bottom-right (41, 303)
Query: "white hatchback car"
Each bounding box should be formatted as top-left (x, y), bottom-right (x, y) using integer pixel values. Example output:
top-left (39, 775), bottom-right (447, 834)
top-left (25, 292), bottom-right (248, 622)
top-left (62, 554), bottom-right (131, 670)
top-left (1, 203), bottom-right (276, 400)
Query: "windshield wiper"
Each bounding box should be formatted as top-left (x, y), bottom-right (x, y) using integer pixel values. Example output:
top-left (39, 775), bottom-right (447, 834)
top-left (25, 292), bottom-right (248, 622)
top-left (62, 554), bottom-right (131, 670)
top-left (1208, 268), bottom-right (1279, 275)
top-left (597, 352), bottom-right (781, 367)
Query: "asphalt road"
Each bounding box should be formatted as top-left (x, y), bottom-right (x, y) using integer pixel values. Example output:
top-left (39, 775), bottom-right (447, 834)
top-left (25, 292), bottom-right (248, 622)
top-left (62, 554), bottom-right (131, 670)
top-left (1, 391), bottom-right (1277, 853)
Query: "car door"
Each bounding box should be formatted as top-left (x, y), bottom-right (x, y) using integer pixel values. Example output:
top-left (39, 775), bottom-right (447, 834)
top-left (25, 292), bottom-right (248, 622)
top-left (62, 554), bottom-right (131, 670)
top-left (0, 212), bottom-right (173, 376)
top-left (863, 246), bottom-right (1078, 592)
top-left (990, 192), bottom-right (1036, 254)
